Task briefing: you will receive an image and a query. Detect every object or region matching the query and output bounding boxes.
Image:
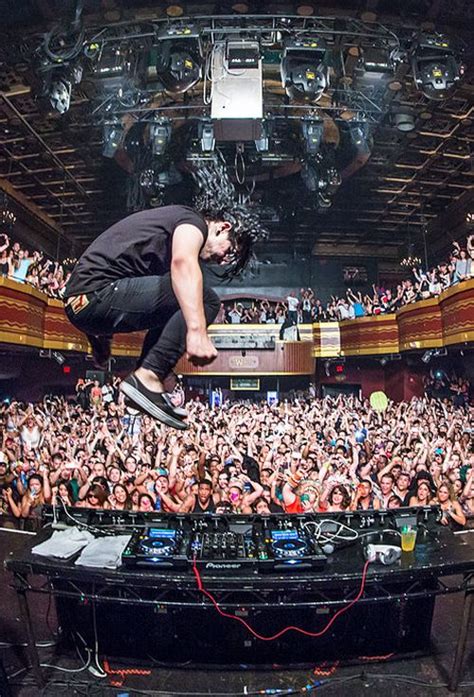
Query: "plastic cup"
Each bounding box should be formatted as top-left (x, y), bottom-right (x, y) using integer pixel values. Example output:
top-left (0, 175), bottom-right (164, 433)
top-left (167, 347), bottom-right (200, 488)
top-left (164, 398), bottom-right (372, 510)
top-left (401, 526), bottom-right (417, 553)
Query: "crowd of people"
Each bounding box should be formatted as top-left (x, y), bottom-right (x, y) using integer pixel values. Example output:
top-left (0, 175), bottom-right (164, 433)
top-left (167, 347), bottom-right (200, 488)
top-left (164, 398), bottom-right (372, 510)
top-left (1, 383), bottom-right (472, 527)
top-left (221, 235), bottom-right (474, 325)
top-left (0, 233), bottom-right (71, 299)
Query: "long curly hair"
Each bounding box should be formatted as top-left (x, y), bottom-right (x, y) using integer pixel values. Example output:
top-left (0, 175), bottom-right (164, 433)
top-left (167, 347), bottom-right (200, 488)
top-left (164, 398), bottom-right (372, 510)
top-left (192, 156), bottom-right (268, 279)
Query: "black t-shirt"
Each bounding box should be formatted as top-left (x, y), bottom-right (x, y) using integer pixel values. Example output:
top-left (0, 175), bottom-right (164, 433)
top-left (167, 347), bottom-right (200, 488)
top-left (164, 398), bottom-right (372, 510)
top-left (64, 205), bottom-right (208, 298)
top-left (192, 496), bottom-right (216, 514)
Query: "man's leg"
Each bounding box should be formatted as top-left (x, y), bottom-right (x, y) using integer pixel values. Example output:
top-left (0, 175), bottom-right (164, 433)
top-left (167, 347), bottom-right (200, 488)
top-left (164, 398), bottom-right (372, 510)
top-left (121, 285), bottom-right (220, 426)
top-left (66, 275), bottom-right (218, 428)
top-left (138, 285), bottom-right (220, 379)
top-left (68, 274), bottom-right (220, 427)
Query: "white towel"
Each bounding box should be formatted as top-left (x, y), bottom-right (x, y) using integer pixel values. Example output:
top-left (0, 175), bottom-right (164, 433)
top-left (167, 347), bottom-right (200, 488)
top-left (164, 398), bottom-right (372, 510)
top-left (75, 535), bottom-right (131, 570)
top-left (33, 527), bottom-right (94, 559)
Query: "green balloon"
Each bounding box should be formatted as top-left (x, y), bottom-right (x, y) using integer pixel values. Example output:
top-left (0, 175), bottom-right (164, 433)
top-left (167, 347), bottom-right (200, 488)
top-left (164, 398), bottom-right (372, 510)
top-left (370, 391), bottom-right (388, 412)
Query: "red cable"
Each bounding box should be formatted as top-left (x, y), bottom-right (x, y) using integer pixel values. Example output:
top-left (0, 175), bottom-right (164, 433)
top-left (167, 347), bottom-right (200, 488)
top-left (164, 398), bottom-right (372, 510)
top-left (192, 558), bottom-right (371, 642)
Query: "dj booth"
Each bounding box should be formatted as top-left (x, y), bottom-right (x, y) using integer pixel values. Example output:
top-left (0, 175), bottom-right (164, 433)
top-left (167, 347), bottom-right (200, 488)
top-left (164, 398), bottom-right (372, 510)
top-left (5, 506), bottom-right (474, 690)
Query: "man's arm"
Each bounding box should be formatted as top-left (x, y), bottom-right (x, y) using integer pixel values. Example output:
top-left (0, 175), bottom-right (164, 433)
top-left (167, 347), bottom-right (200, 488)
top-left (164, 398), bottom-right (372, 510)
top-left (171, 224), bottom-right (217, 365)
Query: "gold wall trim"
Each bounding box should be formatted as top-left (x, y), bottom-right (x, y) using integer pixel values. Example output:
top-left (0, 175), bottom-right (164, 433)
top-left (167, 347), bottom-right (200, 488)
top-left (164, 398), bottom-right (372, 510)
top-left (1, 279), bottom-right (474, 363)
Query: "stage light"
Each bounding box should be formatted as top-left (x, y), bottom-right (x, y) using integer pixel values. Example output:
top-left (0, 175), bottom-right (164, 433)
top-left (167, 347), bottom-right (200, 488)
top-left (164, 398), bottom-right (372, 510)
top-left (102, 120), bottom-right (124, 158)
top-left (412, 34), bottom-right (464, 101)
top-left (393, 111), bottom-right (416, 132)
top-left (357, 46), bottom-right (394, 77)
top-left (155, 25), bottom-right (202, 94)
top-left (198, 120), bottom-right (215, 152)
top-left (348, 121), bottom-right (370, 147)
top-left (301, 160), bottom-right (340, 208)
top-left (281, 37), bottom-right (328, 102)
top-left (301, 118), bottom-right (324, 155)
top-left (49, 77), bottom-right (72, 114)
top-left (90, 44), bottom-right (135, 93)
top-left (254, 120), bottom-right (273, 153)
top-left (150, 119), bottom-right (171, 156)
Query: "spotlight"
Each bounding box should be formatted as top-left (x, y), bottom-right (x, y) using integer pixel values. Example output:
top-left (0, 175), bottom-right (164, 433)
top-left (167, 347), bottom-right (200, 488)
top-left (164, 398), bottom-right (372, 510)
top-left (150, 118), bottom-right (171, 156)
top-left (393, 111), bottom-right (416, 132)
top-left (102, 120), bottom-right (124, 158)
top-left (412, 34), bottom-right (464, 101)
top-left (301, 118), bottom-right (324, 155)
top-left (301, 160), bottom-right (340, 208)
top-left (281, 37), bottom-right (328, 101)
top-left (155, 25), bottom-right (202, 94)
top-left (49, 78), bottom-right (72, 114)
top-left (356, 46), bottom-right (394, 78)
top-left (89, 44), bottom-right (140, 94)
top-left (348, 121), bottom-right (370, 147)
top-left (254, 120), bottom-right (273, 153)
top-left (198, 120), bottom-right (215, 152)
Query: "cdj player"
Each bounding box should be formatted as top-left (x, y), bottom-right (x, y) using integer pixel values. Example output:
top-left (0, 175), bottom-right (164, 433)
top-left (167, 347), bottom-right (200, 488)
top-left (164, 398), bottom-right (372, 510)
top-left (122, 516), bottom-right (327, 572)
top-left (122, 527), bottom-right (188, 569)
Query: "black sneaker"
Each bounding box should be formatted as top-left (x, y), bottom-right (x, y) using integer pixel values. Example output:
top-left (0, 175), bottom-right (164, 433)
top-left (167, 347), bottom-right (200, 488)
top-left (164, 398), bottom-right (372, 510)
top-left (123, 395), bottom-right (188, 419)
top-left (87, 334), bottom-right (112, 369)
top-left (120, 374), bottom-right (188, 430)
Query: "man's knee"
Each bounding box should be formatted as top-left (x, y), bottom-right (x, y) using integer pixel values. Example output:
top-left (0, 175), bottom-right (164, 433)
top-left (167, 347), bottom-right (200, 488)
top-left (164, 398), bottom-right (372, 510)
top-left (203, 288), bottom-right (220, 323)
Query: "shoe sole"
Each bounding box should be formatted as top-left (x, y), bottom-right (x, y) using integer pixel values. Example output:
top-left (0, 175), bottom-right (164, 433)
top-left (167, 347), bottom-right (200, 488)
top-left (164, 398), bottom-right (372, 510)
top-left (123, 395), bottom-right (187, 419)
top-left (120, 382), bottom-right (188, 430)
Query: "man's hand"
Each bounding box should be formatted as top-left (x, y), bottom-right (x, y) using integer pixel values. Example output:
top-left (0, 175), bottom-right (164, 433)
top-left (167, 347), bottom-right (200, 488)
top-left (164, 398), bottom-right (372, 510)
top-left (186, 330), bottom-right (217, 366)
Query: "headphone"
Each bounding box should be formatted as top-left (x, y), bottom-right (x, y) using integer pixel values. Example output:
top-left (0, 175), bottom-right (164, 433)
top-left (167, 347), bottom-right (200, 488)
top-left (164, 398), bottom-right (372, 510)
top-left (365, 544), bottom-right (401, 566)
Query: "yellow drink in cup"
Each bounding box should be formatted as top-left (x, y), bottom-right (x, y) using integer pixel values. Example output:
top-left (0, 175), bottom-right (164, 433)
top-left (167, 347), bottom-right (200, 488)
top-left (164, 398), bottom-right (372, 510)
top-left (401, 526), bottom-right (417, 553)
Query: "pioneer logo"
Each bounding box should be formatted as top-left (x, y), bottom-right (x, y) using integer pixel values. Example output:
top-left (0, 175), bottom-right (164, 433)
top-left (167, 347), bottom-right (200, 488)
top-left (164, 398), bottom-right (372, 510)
top-left (205, 562), bottom-right (242, 569)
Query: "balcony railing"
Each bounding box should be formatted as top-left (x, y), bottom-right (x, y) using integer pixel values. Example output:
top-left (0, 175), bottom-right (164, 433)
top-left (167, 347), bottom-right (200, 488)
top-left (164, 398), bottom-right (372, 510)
top-left (1, 277), bottom-right (473, 374)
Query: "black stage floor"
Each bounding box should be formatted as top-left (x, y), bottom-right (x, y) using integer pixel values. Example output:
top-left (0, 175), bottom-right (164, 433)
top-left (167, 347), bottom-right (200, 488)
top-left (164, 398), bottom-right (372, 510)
top-left (1, 526), bottom-right (473, 697)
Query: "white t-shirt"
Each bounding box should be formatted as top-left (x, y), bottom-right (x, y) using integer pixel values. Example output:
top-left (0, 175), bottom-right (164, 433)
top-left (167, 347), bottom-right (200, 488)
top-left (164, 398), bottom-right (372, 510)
top-left (287, 296), bottom-right (299, 312)
top-left (228, 309), bottom-right (241, 324)
top-left (102, 384), bottom-right (114, 403)
top-left (338, 304), bottom-right (351, 320)
top-left (21, 425), bottom-right (41, 449)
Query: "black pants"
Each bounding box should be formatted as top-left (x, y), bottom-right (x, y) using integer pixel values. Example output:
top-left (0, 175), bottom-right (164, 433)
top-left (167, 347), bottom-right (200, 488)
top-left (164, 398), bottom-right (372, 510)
top-left (65, 274), bottom-right (220, 379)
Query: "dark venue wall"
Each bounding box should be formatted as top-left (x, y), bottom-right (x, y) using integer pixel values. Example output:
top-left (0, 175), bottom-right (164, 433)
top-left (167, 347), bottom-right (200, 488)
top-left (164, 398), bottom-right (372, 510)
top-left (208, 253), bottom-right (379, 301)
